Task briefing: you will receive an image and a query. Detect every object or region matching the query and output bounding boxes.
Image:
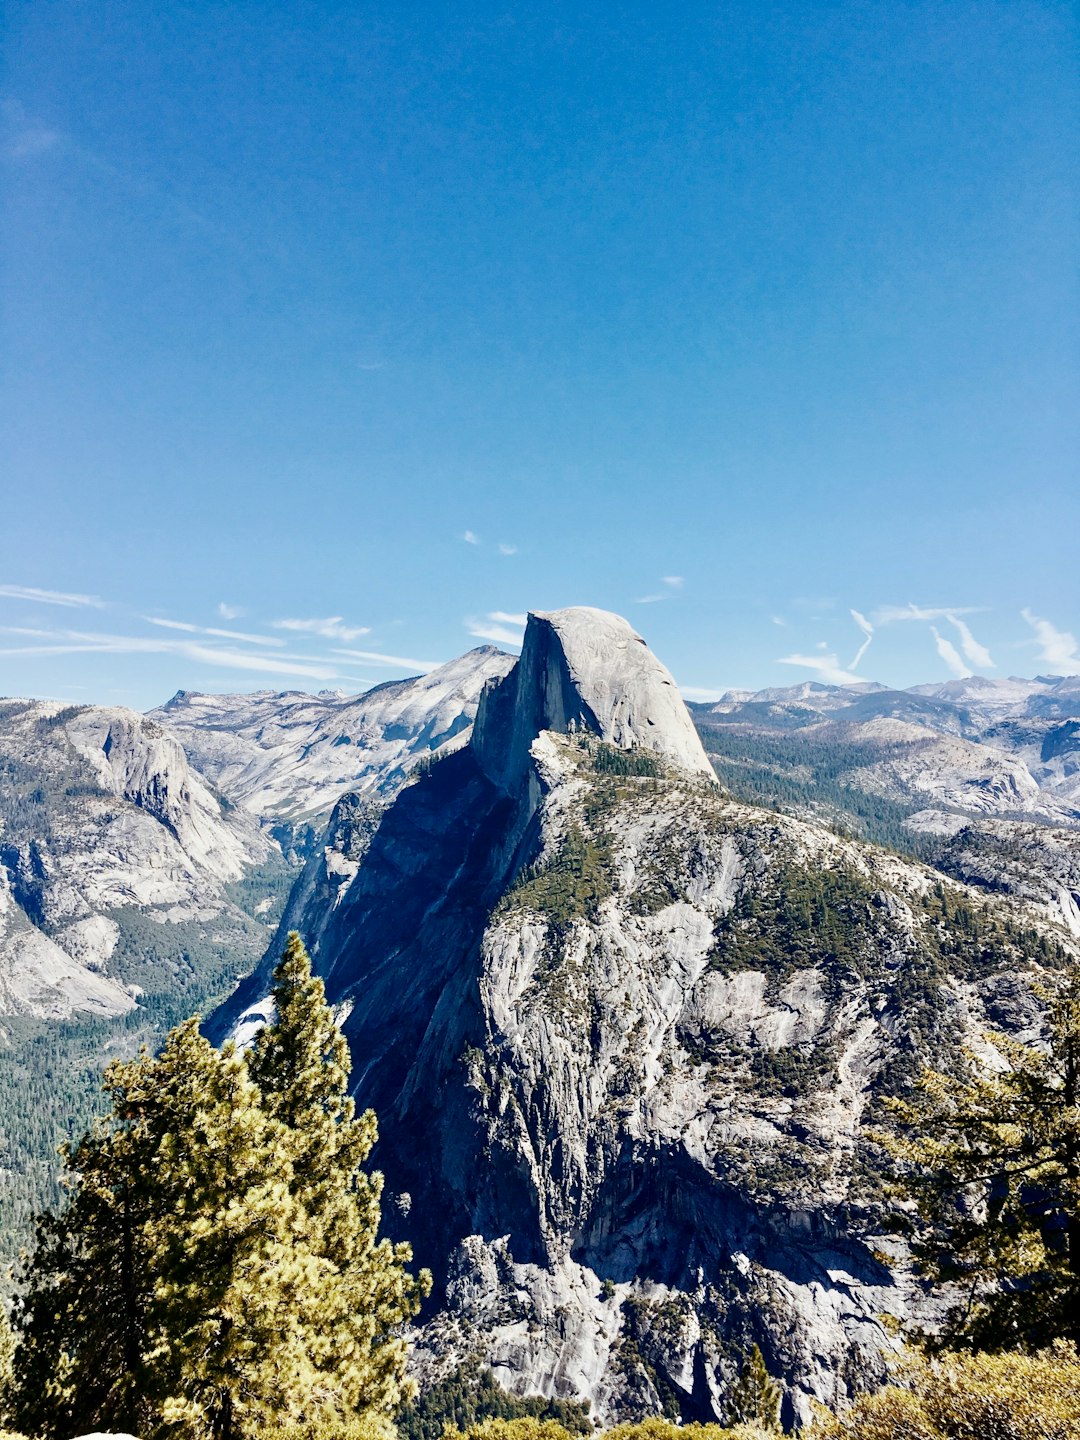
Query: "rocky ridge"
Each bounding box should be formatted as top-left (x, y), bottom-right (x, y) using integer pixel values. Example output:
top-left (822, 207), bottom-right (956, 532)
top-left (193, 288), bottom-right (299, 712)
top-left (0, 699), bottom-right (279, 1022)
top-left (215, 609), bottom-right (1078, 1426)
top-left (150, 647), bottom-right (515, 830)
top-left (695, 674), bottom-right (1080, 819)
top-left (691, 676), bottom-right (1080, 937)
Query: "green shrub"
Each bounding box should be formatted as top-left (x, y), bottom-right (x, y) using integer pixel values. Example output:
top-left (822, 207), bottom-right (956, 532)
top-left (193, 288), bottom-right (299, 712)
top-left (814, 1343), bottom-right (1080, 1440)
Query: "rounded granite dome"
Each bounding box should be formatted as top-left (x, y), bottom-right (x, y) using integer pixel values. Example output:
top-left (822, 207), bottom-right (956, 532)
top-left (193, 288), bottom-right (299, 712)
top-left (473, 604), bottom-right (716, 790)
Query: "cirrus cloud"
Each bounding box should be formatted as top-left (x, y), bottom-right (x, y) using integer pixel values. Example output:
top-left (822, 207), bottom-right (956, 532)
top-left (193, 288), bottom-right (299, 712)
top-left (465, 612), bottom-right (527, 646)
top-left (331, 648), bottom-right (442, 673)
top-left (931, 626), bottom-right (972, 679)
top-left (0, 584), bottom-right (105, 609)
top-left (1021, 609), bottom-right (1080, 674)
top-left (777, 651), bottom-right (861, 686)
top-left (273, 616), bottom-right (372, 642)
top-left (145, 617), bottom-right (285, 647)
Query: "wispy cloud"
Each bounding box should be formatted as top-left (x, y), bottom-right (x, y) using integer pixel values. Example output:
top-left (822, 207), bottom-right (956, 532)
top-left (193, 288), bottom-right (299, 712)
top-left (771, 615), bottom-right (787, 627)
top-left (637, 575), bottom-right (684, 605)
top-left (145, 617), bottom-right (285, 647)
top-left (679, 685), bottom-right (727, 702)
top-left (273, 616), bottom-right (372, 642)
top-left (948, 616), bottom-right (994, 669)
top-left (931, 626), bottom-right (972, 679)
top-left (218, 602), bottom-right (245, 620)
top-left (1021, 609), bottom-right (1080, 675)
top-left (498, 542), bottom-right (518, 556)
top-left (850, 609), bottom-right (874, 670)
top-left (462, 530), bottom-right (480, 545)
top-left (331, 648), bottom-right (442, 673)
top-left (465, 612), bottom-right (527, 646)
top-left (870, 602), bottom-right (994, 673)
top-left (777, 651), bottom-right (861, 686)
top-left (871, 603), bottom-right (981, 625)
top-left (2, 102), bottom-right (62, 161)
top-left (0, 584), bottom-right (105, 609)
top-left (0, 629), bottom-right (342, 680)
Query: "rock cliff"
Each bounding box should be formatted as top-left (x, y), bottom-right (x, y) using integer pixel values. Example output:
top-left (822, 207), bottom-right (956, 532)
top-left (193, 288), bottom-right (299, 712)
top-left (219, 609), bottom-right (1076, 1425)
top-left (473, 609), bottom-right (715, 793)
top-left (0, 700), bottom-right (280, 1023)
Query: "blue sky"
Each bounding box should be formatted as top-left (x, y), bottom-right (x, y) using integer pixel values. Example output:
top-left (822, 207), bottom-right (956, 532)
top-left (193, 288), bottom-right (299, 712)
top-left (2, 1), bottom-right (1078, 709)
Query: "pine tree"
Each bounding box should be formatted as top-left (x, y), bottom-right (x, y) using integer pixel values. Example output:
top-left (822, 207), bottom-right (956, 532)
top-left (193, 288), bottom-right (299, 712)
top-left (12, 1019), bottom-right (309, 1438)
top-left (885, 967), bottom-right (1080, 1350)
top-left (725, 1344), bottom-right (782, 1431)
top-left (246, 932), bottom-right (431, 1426)
top-left (12, 1034), bottom-right (170, 1438)
top-left (11, 994), bottom-right (426, 1440)
top-left (134, 1020), bottom-right (327, 1440)
top-left (817, 1343), bottom-right (1080, 1439)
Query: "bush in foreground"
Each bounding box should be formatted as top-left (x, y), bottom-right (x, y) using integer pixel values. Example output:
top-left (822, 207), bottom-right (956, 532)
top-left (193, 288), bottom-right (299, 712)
top-left (816, 1343), bottom-right (1080, 1440)
top-left (443, 1419), bottom-right (777, 1440)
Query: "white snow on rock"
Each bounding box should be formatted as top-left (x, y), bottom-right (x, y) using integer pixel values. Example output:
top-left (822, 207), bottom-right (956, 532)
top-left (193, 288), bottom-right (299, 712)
top-left (69, 1433), bottom-right (142, 1439)
top-left (229, 993), bottom-right (276, 1051)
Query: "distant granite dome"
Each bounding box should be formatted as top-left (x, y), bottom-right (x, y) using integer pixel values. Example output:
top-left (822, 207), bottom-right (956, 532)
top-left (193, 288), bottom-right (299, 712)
top-left (473, 606), bottom-right (716, 791)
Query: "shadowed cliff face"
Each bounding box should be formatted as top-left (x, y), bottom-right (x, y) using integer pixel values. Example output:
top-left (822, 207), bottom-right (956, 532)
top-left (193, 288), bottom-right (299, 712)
top-left (215, 608), bottom-right (1074, 1427)
top-left (309, 608), bottom-right (725, 1274)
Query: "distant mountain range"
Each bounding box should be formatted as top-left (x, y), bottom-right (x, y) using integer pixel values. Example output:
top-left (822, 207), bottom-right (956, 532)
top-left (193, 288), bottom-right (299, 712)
top-left (0, 651), bottom-right (510, 1262)
top-left (149, 647), bottom-right (515, 832)
top-left (689, 672), bottom-right (1080, 938)
top-left (0, 622), bottom-right (1078, 1417)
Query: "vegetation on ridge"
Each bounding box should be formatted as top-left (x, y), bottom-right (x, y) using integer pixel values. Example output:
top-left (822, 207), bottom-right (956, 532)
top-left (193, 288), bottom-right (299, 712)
top-left (883, 965), bottom-right (1080, 1352)
top-left (397, 1362), bottom-right (592, 1440)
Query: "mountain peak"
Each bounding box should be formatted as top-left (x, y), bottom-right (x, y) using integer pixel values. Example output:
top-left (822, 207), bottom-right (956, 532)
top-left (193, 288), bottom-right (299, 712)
top-left (473, 605), bottom-right (716, 790)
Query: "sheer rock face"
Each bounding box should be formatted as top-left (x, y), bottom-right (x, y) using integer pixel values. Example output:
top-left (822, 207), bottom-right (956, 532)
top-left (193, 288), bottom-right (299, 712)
top-left (230, 607), bottom-right (1072, 1426)
top-left (215, 608), bottom-right (716, 1040)
top-left (0, 867), bottom-right (132, 1018)
top-left (474, 608), bottom-right (716, 794)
